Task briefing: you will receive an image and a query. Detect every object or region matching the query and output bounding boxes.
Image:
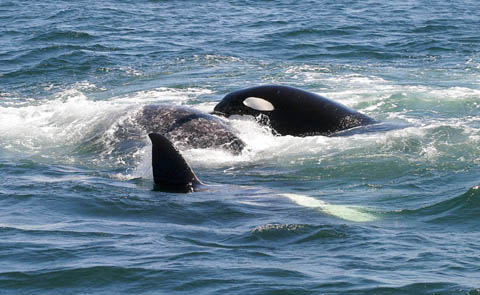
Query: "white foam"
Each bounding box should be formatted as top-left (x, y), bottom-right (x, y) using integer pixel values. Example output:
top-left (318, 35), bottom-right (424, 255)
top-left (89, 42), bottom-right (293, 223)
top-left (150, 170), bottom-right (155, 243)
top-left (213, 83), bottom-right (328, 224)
top-left (194, 54), bottom-right (242, 63)
top-left (114, 87), bottom-right (213, 105)
top-left (29, 175), bottom-right (92, 183)
top-left (0, 86), bottom-right (214, 156)
top-left (0, 92), bottom-right (126, 153)
top-left (283, 66), bottom-right (480, 116)
top-left (128, 144), bottom-right (152, 180)
top-left (3, 74), bottom-right (479, 177)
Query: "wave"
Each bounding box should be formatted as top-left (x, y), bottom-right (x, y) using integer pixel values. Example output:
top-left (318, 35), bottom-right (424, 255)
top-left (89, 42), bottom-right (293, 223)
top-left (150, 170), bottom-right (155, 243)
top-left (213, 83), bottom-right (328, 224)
top-left (0, 222), bottom-right (124, 239)
top-left (0, 86), bottom-right (213, 168)
top-left (249, 223), bottom-right (348, 244)
top-left (410, 24), bottom-right (460, 34)
top-left (1, 262), bottom-right (476, 294)
top-left (2, 49), bottom-right (112, 81)
top-left (27, 30), bottom-right (97, 43)
top-left (389, 185), bottom-right (480, 227)
top-left (0, 266), bottom-right (155, 291)
top-left (357, 282), bottom-right (478, 295)
top-left (166, 222), bottom-right (352, 251)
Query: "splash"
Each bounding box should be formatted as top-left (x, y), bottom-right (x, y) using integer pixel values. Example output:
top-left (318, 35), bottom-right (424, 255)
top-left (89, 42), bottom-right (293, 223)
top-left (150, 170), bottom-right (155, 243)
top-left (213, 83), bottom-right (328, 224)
top-left (0, 85), bottom-right (213, 163)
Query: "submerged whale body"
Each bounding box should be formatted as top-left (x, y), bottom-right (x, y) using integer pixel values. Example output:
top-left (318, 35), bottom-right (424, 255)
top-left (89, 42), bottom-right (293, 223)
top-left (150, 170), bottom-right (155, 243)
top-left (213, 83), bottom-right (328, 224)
top-left (213, 85), bottom-right (377, 136)
top-left (137, 105), bottom-right (245, 154)
top-left (147, 132), bottom-right (378, 222)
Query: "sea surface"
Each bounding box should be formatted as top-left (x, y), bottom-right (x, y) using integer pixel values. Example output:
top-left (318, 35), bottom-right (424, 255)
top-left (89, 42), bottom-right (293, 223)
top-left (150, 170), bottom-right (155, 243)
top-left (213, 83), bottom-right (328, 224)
top-left (1, 1), bottom-right (480, 294)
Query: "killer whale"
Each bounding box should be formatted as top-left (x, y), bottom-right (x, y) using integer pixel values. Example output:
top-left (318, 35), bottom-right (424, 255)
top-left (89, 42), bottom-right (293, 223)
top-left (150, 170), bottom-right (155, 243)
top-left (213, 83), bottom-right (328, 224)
top-left (147, 132), bottom-right (377, 222)
top-left (135, 105), bottom-right (245, 154)
top-left (213, 85), bottom-right (377, 137)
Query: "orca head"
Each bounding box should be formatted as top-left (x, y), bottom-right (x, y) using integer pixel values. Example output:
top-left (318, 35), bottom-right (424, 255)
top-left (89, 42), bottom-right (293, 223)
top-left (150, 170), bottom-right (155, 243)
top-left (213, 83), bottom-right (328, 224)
top-left (213, 90), bottom-right (275, 118)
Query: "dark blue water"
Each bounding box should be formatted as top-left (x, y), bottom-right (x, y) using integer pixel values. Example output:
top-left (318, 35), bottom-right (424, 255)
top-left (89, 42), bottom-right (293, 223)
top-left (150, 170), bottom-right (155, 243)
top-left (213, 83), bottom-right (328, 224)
top-left (1, 1), bottom-right (480, 294)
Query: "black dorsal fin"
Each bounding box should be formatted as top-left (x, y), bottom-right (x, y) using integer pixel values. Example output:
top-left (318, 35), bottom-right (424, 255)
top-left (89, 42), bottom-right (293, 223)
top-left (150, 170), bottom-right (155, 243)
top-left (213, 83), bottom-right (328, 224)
top-left (148, 133), bottom-right (201, 192)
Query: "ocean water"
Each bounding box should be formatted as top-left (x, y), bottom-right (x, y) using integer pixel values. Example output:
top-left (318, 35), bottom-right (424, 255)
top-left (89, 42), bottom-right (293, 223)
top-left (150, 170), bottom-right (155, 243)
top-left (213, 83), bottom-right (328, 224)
top-left (1, 0), bottom-right (480, 294)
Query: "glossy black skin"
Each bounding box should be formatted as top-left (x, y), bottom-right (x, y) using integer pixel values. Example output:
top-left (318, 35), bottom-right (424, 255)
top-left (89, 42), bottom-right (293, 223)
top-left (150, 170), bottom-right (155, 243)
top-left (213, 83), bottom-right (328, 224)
top-left (214, 85), bottom-right (377, 136)
top-left (149, 133), bottom-right (202, 193)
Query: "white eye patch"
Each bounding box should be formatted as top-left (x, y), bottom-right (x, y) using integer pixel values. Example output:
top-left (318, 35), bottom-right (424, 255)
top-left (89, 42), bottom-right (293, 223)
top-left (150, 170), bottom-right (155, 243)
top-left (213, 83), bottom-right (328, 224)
top-left (242, 97), bottom-right (275, 111)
